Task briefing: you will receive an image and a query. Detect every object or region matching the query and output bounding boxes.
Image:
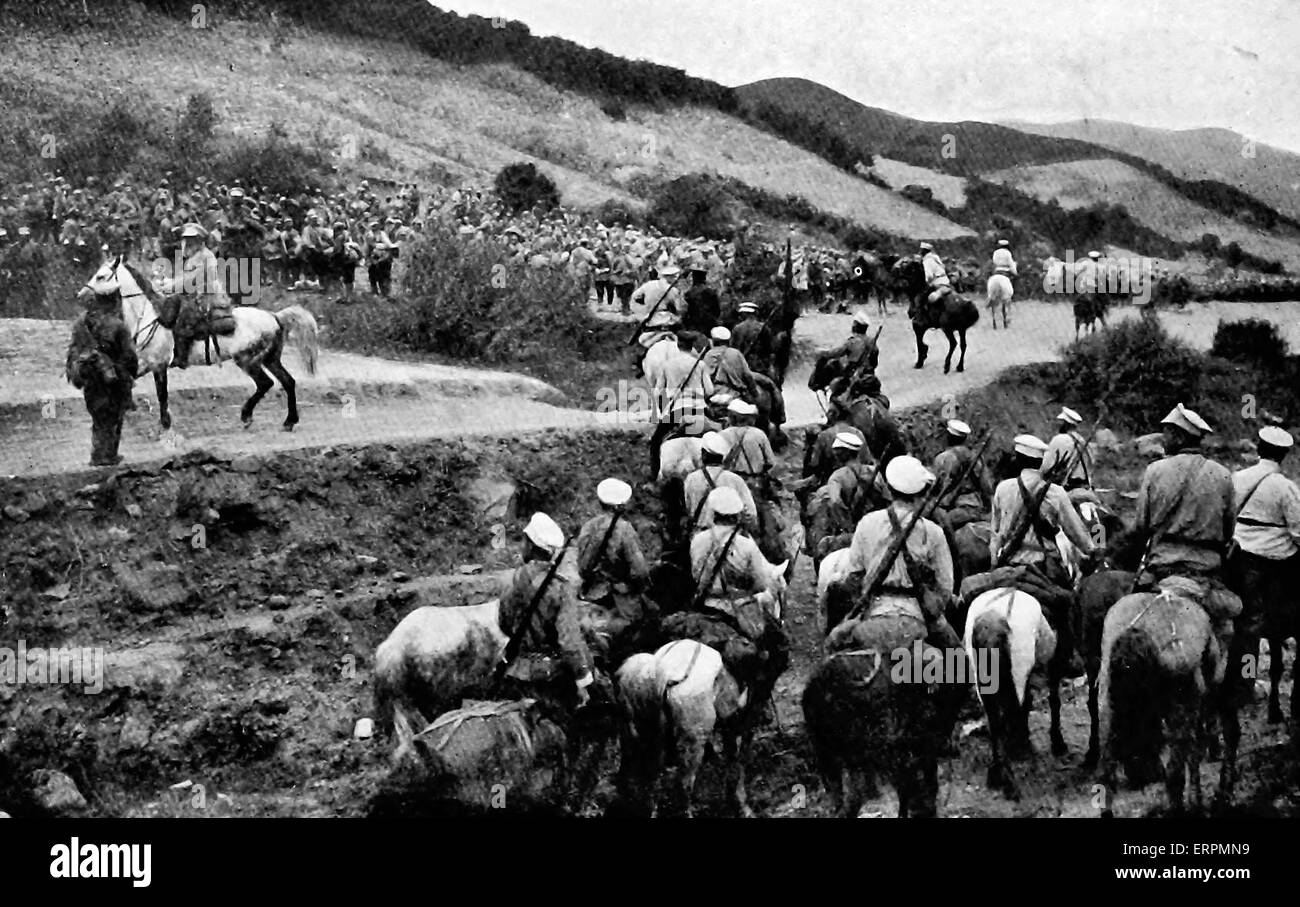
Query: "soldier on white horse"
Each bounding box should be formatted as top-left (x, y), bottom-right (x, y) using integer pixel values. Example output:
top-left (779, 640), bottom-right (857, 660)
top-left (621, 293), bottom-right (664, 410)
top-left (987, 239), bottom-right (1016, 330)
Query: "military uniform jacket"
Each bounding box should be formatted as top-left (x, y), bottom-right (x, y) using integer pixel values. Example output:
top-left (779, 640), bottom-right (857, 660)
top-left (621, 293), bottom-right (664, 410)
top-left (684, 465), bottom-right (759, 532)
top-left (990, 469), bottom-right (1094, 566)
top-left (730, 318), bottom-right (773, 371)
top-left (1042, 431), bottom-right (1090, 485)
top-left (66, 306), bottom-right (139, 390)
top-left (498, 560), bottom-right (591, 679)
top-left (576, 513), bottom-right (649, 601)
top-left (1231, 460), bottom-right (1300, 560)
top-left (704, 346), bottom-right (758, 399)
top-left (845, 503), bottom-right (953, 613)
top-left (690, 525), bottom-right (770, 598)
top-left (933, 444), bottom-right (994, 510)
top-left (1136, 450), bottom-right (1234, 574)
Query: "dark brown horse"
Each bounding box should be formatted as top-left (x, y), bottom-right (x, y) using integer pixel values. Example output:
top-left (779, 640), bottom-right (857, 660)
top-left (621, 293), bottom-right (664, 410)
top-left (891, 257), bottom-right (980, 373)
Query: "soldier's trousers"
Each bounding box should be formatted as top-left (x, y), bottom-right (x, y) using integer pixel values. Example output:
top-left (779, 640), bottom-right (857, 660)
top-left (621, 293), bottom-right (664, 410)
top-left (85, 385), bottom-right (129, 466)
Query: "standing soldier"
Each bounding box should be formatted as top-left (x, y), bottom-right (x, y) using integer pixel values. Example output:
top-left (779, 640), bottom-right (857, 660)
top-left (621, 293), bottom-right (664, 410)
top-left (363, 218), bottom-right (396, 297)
top-left (1225, 426), bottom-right (1300, 724)
top-left (497, 513), bottom-right (596, 726)
top-left (1041, 407), bottom-right (1090, 490)
top-left (66, 290), bottom-right (139, 467)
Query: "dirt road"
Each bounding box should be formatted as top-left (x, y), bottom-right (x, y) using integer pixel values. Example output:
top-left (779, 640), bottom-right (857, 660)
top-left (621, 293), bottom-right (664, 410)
top-left (4, 299), bottom-right (1297, 476)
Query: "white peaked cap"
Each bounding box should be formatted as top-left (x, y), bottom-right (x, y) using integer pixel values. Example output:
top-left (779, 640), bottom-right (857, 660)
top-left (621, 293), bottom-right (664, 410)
top-left (702, 431), bottom-right (731, 456)
top-left (738, 302), bottom-right (758, 313)
top-left (832, 431), bottom-right (863, 452)
top-left (711, 326), bottom-right (732, 341)
top-left (885, 455), bottom-right (934, 494)
top-left (919, 241), bottom-right (934, 251)
top-left (1259, 426), bottom-right (1293, 448)
top-left (1057, 407), bottom-right (1082, 425)
top-left (997, 239), bottom-right (1009, 246)
top-left (727, 399), bottom-right (758, 416)
top-left (946, 419), bottom-right (971, 437)
top-left (1161, 403), bottom-right (1213, 437)
top-left (853, 311), bottom-right (871, 326)
top-left (523, 512), bottom-right (565, 555)
top-left (596, 478), bottom-right (632, 507)
top-left (1014, 434), bottom-right (1049, 458)
top-left (1088, 250), bottom-right (1101, 259)
top-left (707, 486), bottom-right (744, 517)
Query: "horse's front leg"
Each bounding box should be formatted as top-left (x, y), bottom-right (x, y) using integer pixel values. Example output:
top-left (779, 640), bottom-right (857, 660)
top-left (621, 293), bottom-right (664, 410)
top-left (152, 368), bottom-right (171, 431)
top-left (240, 364), bottom-right (276, 427)
top-left (942, 328), bottom-right (956, 374)
top-left (723, 726), bottom-right (756, 818)
top-left (957, 329), bottom-right (968, 373)
top-left (1083, 672), bottom-right (1101, 769)
top-left (1049, 675), bottom-right (1068, 756)
top-left (913, 323), bottom-right (928, 369)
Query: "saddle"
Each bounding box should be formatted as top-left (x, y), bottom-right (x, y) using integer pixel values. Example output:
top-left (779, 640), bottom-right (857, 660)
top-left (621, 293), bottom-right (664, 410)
top-left (661, 597), bottom-right (788, 694)
top-left (959, 565), bottom-right (1074, 619)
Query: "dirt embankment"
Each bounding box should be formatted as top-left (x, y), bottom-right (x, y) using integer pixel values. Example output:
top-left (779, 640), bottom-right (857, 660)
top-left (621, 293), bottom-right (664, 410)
top-left (0, 429), bottom-right (660, 817)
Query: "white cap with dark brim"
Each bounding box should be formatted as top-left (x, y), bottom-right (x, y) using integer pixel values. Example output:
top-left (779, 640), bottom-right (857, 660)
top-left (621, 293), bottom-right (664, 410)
top-left (727, 399), bottom-right (758, 417)
top-left (832, 431), bottom-right (863, 452)
top-left (946, 419), bottom-right (971, 437)
top-left (523, 512), bottom-right (565, 555)
top-left (1161, 403), bottom-right (1213, 437)
top-left (1057, 407), bottom-right (1082, 425)
top-left (702, 431), bottom-right (731, 456)
top-left (1014, 434), bottom-right (1049, 458)
top-left (1259, 426), bottom-right (1293, 448)
top-left (852, 311), bottom-right (871, 327)
top-left (711, 326), bottom-right (731, 342)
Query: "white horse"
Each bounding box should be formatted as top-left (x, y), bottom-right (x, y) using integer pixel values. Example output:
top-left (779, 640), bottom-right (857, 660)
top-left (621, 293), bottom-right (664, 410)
top-left (986, 273), bottom-right (1014, 330)
top-left (79, 253), bottom-right (319, 432)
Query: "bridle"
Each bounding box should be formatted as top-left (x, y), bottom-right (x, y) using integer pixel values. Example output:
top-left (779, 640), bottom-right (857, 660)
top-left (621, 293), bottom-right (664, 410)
top-left (85, 262), bottom-right (161, 347)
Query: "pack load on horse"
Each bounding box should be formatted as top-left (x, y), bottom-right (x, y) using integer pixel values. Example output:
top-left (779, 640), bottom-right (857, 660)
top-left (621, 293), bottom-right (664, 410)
top-left (892, 245), bottom-right (979, 373)
top-left (807, 455), bottom-right (969, 815)
top-left (1096, 403), bottom-right (1245, 812)
top-left (79, 250), bottom-right (318, 432)
top-left (617, 486), bottom-right (792, 816)
top-left (987, 239), bottom-right (1016, 330)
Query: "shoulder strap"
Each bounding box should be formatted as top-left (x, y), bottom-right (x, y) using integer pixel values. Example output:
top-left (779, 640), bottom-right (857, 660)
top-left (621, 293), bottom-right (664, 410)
top-left (1236, 470), bottom-right (1275, 518)
top-left (883, 505), bottom-right (930, 609)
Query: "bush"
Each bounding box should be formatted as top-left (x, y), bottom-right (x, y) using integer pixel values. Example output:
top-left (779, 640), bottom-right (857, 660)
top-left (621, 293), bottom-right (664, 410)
top-left (493, 161), bottom-right (560, 214)
top-left (392, 224), bottom-right (591, 363)
top-left (647, 173), bottom-right (737, 239)
top-left (1055, 318), bottom-right (1238, 435)
top-left (1210, 318), bottom-right (1289, 372)
top-left (212, 121), bottom-right (331, 198)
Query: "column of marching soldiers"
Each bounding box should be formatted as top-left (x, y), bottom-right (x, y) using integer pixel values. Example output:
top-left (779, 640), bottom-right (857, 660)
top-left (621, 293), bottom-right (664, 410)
top-left (488, 281), bottom-right (1300, 815)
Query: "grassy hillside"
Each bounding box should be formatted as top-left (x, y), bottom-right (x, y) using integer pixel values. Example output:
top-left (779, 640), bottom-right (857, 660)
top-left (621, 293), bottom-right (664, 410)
top-left (0, 9), bottom-right (971, 241)
top-left (986, 158), bottom-right (1300, 270)
top-left (1006, 118), bottom-right (1300, 224)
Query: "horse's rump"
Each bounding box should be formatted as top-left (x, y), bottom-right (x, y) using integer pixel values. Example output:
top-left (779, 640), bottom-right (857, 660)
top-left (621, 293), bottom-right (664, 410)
top-left (987, 274), bottom-right (1013, 301)
top-left (1103, 591), bottom-right (1215, 679)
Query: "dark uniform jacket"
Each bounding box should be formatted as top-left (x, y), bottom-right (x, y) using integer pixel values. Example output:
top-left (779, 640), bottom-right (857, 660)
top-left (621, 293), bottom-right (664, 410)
top-left (498, 560), bottom-right (591, 681)
top-left (66, 304), bottom-right (138, 393)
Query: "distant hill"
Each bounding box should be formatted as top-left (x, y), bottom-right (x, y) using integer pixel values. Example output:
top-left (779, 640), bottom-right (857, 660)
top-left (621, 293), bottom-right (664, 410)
top-left (737, 78), bottom-right (1108, 175)
top-left (1003, 118), bottom-right (1300, 223)
top-left (986, 158), bottom-right (1300, 270)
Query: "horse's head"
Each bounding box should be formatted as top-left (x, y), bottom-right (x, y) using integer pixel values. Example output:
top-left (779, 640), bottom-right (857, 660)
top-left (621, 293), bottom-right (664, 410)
top-left (78, 252), bottom-right (125, 300)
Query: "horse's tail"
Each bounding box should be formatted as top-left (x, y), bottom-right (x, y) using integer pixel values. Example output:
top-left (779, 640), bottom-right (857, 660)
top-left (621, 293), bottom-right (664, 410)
top-left (1107, 625), bottom-right (1164, 785)
top-left (275, 305), bottom-right (319, 376)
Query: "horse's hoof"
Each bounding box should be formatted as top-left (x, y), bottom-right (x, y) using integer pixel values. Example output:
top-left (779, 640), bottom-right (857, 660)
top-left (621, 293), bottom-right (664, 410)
top-left (241, 420), bottom-right (254, 431)
top-left (956, 365), bottom-right (964, 373)
top-left (913, 363), bottom-right (923, 370)
top-left (943, 366), bottom-right (952, 375)
top-left (282, 423), bottom-right (296, 433)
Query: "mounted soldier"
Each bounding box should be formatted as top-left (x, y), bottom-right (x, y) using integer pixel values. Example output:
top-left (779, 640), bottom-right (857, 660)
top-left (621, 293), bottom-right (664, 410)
top-left (920, 241), bottom-right (952, 311)
top-left (1131, 404), bottom-right (1241, 667)
top-left (812, 311), bottom-right (878, 402)
top-left (1042, 406), bottom-right (1091, 491)
top-left (683, 432), bottom-right (759, 537)
top-left (931, 419), bottom-right (993, 533)
top-left (985, 434), bottom-right (1098, 670)
top-left (682, 257), bottom-right (721, 335)
top-left (830, 456), bottom-right (963, 653)
top-left (631, 261), bottom-right (684, 377)
top-left (162, 222), bottom-right (233, 370)
top-left (576, 479), bottom-right (654, 666)
top-left (704, 326), bottom-right (759, 403)
top-left (497, 513), bottom-right (596, 729)
top-left (730, 301), bottom-right (773, 379)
